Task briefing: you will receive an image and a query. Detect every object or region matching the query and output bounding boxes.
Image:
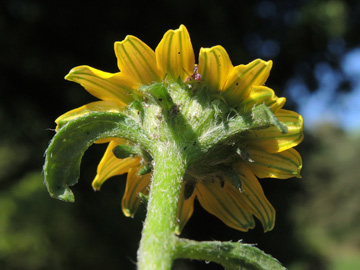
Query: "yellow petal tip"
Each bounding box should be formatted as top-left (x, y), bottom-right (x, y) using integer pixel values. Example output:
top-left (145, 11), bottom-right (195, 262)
top-left (115, 35), bottom-right (133, 46)
top-left (64, 65), bottom-right (88, 81)
top-left (122, 208), bottom-right (134, 218)
top-left (64, 68), bottom-right (77, 81)
top-left (92, 185), bottom-right (101, 191)
top-left (91, 180), bottom-right (102, 191)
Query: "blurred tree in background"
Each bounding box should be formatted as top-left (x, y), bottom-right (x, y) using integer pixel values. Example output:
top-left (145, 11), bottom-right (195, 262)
top-left (1, 0), bottom-right (359, 269)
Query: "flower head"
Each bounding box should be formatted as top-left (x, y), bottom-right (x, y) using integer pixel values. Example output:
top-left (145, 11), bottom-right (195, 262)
top-left (54, 25), bottom-right (303, 233)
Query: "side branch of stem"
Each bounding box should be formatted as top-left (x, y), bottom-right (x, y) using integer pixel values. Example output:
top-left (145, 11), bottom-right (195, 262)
top-left (174, 238), bottom-right (286, 270)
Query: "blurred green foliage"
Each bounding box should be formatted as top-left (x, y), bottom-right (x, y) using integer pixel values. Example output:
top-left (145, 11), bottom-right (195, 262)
top-left (291, 126), bottom-right (360, 269)
top-left (0, 168), bottom-right (144, 270)
top-left (1, 0), bottom-right (360, 269)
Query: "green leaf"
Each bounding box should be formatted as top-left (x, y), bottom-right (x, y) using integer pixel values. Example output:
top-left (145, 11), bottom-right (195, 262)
top-left (43, 112), bottom-right (147, 202)
top-left (175, 238), bottom-right (286, 270)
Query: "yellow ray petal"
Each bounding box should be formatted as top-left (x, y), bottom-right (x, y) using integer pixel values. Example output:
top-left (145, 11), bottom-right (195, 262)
top-left (239, 86), bottom-right (286, 113)
top-left (196, 180), bottom-right (255, 231)
top-left (65, 65), bottom-right (136, 105)
top-left (115, 35), bottom-right (160, 86)
top-left (198, 45), bottom-right (233, 92)
top-left (246, 109), bottom-right (304, 153)
top-left (175, 184), bottom-right (196, 235)
top-left (122, 165), bottom-right (151, 218)
top-left (222, 59), bottom-right (273, 106)
top-left (156, 25), bottom-right (195, 81)
top-left (55, 101), bottom-right (125, 131)
top-left (246, 148), bottom-right (302, 179)
top-left (229, 163), bottom-right (275, 232)
top-left (92, 139), bottom-right (141, 190)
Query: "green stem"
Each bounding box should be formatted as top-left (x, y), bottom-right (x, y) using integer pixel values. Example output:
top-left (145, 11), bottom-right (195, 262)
top-left (175, 238), bottom-right (286, 270)
top-left (137, 143), bottom-right (186, 270)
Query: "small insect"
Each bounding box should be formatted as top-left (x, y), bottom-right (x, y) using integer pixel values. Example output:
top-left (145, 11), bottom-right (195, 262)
top-left (184, 65), bottom-right (202, 83)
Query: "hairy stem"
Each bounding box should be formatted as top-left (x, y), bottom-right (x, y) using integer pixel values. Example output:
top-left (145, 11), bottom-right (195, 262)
top-left (137, 143), bottom-right (186, 270)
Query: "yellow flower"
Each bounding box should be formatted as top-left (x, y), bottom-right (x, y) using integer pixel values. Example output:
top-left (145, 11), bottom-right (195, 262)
top-left (58, 25), bottom-right (303, 233)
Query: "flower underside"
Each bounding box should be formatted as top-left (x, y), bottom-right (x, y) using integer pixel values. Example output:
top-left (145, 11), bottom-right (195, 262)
top-left (44, 25), bottom-right (303, 234)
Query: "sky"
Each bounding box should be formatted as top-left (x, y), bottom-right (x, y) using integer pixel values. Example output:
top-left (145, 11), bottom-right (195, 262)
top-left (285, 46), bottom-right (360, 133)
